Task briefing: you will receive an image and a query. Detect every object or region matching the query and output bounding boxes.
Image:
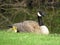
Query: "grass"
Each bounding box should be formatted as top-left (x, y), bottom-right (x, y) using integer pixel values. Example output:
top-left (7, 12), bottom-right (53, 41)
top-left (0, 31), bottom-right (60, 45)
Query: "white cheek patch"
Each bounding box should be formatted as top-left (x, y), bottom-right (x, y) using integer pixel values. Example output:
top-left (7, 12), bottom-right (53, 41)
top-left (37, 12), bottom-right (41, 17)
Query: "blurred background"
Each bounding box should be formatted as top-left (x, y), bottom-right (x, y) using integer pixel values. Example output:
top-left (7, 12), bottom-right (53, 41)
top-left (0, 0), bottom-right (60, 33)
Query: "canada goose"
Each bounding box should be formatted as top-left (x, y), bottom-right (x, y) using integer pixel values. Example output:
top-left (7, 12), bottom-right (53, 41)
top-left (8, 11), bottom-right (49, 34)
top-left (37, 11), bottom-right (49, 34)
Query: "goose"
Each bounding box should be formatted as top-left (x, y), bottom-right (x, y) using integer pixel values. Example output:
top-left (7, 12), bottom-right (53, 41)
top-left (8, 11), bottom-right (49, 34)
top-left (37, 11), bottom-right (49, 34)
top-left (10, 21), bottom-right (41, 33)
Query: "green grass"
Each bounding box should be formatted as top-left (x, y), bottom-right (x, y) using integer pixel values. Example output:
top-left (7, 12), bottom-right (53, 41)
top-left (0, 31), bottom-right (60, 45)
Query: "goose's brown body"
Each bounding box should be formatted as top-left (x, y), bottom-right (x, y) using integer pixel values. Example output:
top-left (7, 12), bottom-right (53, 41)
top-left (13, 20), bottom-right (41, 33)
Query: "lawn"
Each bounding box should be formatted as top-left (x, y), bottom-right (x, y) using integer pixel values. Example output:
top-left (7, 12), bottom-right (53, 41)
top-left (0, 31), bottom-right (60, 45)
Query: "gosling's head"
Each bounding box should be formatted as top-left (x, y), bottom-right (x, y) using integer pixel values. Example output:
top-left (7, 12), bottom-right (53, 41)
top-left (8, 25), bottom-right (17, 32)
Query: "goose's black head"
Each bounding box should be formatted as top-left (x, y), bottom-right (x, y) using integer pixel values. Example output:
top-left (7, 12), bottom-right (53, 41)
top-left (37, 11), bottom-right (45, 17)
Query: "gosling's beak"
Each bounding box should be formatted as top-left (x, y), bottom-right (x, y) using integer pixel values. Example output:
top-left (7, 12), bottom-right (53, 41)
top-left (8, 25), bottom-right (13, 28)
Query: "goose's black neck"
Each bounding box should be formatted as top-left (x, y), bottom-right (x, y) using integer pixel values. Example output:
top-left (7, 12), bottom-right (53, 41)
top-left (38, 16), bottom-right (44, 26)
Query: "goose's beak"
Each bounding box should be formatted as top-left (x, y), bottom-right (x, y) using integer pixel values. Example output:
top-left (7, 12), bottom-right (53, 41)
top-left (41, 12), bottom-right (45, 16)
